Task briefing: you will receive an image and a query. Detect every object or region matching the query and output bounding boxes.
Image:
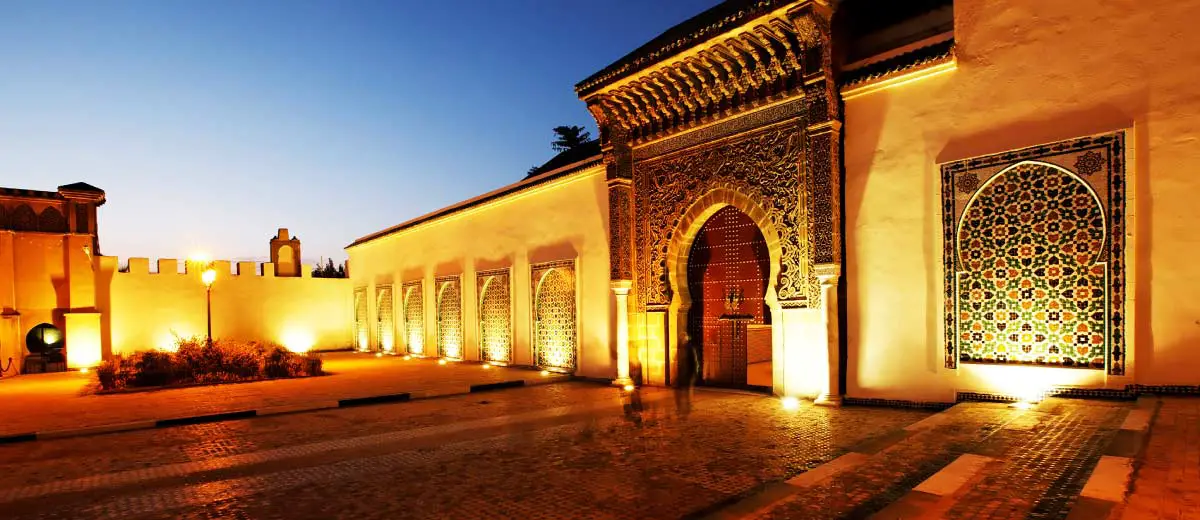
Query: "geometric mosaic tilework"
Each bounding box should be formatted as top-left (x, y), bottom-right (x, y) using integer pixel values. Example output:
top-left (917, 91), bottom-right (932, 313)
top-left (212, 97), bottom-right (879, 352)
top-left (477, 269), bottom-right (512, 364)
top-left (403, 281), bottom-right (424, 356)
top-left (942, 132), bottom-right (1126, 374)
top-left (436, 276), bottom-right (463, 360)
top-left (532, 260), bottom-right (577, 373)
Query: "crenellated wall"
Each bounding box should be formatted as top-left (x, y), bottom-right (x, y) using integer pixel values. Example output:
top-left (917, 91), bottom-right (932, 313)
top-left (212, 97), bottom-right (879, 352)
top-left (96, 256), bottom-right (353, 357)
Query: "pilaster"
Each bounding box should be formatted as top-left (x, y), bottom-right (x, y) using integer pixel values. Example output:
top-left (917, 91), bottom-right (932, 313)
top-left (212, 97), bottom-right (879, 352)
top-left (611, 280), bottom-right (633, 387)
top-left (813, 263), bottom-right (842, 406)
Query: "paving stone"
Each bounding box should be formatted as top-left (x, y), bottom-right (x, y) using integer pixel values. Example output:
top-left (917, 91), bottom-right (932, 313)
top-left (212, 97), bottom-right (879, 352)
top-left (0, 353), bottom-right (552, 436)
top-left (2, 384), bottom-right (1181, 520)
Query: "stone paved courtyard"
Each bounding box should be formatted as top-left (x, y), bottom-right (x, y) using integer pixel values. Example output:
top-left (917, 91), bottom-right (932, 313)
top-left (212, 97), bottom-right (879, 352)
top-left (0, 378), bottom-right (1190, 520)
top-left (0, 352), bottom-right (559, 436)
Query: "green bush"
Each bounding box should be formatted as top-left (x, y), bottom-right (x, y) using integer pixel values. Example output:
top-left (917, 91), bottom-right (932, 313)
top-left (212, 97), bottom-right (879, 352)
top-left (96, 338), bottom-right (321, 390)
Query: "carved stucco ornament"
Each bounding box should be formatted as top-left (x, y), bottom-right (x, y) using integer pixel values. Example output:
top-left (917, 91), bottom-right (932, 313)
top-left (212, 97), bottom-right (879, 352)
top-left (634, 123), bottom-right (818, 309)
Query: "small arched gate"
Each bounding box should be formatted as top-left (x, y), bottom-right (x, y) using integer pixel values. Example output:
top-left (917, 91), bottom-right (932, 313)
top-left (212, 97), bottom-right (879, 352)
top-left (532, 260), bottom-right (577, 373)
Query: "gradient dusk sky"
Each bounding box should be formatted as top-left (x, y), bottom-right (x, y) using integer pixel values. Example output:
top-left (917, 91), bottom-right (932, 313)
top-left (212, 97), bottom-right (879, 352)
top-left (0, 0), bottom-right (719, 264)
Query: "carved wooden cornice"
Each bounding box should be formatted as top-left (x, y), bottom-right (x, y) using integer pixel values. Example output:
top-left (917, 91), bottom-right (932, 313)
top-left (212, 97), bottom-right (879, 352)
top-left (580, 1), bottom-right (835, 146)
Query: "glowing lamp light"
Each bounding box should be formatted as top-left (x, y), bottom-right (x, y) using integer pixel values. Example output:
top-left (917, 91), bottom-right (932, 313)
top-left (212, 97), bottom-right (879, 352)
top-left (42, 329), bottom-right (61, 345)
top-left (540, 370), bottom-right (550, 376)
top-left (281, 329), bottom-right (315, 353)
top-left (374, 352), bottom-right (383, 358)
top-left (1011, 400), bottom-right (1036, 410)
top-left (201, 268), bottom-right (217, 287)
top-left (438, 359), bottom-right (447, 365)
top-left (622, 384), bottom-right (635, 392)
top-left (781, 396), bottom-right (801, 411)
top-left (481, 363), bottom-right (491, 370)
top-left (80, 367), bottom-right (89, 374)
top-left (402, 355), bottom-right (412, 361)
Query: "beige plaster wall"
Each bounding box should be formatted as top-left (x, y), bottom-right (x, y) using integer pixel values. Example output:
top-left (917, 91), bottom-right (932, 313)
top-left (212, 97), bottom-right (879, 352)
top-left (346, 165), bottom-right (613, 379)
top-left (843, 0), bottom-right (1200, 401)
top-left (102, 257), bottom-right (353, 355)
top-left (0, 231), bottom-right (98, 369)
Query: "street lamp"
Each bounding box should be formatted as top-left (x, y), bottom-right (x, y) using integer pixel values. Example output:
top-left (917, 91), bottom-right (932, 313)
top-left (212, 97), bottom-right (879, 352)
top-left (201, 266), bottom-right (217, 347)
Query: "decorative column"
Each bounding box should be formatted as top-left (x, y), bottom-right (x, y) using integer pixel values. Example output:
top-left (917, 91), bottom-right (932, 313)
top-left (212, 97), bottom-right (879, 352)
top-left (793, 1), bottom-right (845, 404)
top-left (612, 280), bottom-right (633, 386)
top-left (592, 102), bottom-right (638, 386)
top-left (814, 264), bottom-right (841, 406)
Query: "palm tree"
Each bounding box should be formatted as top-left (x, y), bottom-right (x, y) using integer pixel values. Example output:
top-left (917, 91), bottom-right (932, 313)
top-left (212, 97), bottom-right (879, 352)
top-left (551, 125), bottom-right (592, 152)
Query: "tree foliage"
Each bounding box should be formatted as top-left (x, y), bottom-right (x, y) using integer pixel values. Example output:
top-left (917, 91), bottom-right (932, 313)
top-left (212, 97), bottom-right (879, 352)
top-left (551, 125), bottom-right (592, 152)
top-left (312, 258), bottom-right (347, 278)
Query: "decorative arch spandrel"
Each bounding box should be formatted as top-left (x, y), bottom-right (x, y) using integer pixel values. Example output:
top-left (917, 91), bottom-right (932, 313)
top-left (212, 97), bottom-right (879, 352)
top-left (633, 122), bottom-right (817, 309)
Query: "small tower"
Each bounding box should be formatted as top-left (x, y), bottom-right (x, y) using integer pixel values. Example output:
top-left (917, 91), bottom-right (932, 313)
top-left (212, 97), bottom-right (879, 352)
top-left (270, 228), bottom-right (302, 277)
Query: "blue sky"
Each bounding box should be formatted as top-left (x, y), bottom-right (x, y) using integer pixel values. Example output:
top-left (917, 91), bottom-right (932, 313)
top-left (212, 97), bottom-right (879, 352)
top-left (0, 0), bottom-right (718, 263)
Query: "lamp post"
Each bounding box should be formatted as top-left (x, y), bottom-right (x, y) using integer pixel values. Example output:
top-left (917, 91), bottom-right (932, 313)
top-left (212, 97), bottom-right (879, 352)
top-left (201, 266), bottom-right (217, 347)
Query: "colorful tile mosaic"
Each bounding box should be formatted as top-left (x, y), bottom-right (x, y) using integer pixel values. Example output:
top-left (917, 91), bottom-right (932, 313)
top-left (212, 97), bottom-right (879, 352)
top-left (941, 132), bottom-right (1125, 374)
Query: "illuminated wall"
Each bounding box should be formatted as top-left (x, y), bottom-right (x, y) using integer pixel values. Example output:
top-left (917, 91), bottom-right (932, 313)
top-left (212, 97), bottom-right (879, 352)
top-left (354, 287), bottom-right (368, 351)
top-left (532, 261), bottom-right (577, 373)
top-left (0, 231), bottom-right (99, 369)
top-left (477, 269), bottom-right (512, 364)
top-left (843, 0), bottom-right (1200, 400)
top-left (100, 257), bottom-right (353, 355)
top-left (347, 164), bottom-right (612, 379)
top-left (436, 276), bottom-right (463, 359)
top-left (375, 285), bottom-right (394, 353)
top-left (402, 281), bottom-right (424, 355)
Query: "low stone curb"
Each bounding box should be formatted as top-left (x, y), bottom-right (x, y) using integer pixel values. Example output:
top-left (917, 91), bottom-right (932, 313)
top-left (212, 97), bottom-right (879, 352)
top-left (0, 375), bottom-right (568, 445)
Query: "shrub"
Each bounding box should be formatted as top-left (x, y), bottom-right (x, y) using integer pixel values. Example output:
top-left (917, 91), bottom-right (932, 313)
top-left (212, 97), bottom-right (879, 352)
top-left (215, 340), bottom-right (265, 381)
top-left (174, 337), bottom-right (207, 381)
top-left (100, 338), bottom-right (320, 390)
top-left (264, 345), bottom-right (304, 378)
top-left (96, 360), bottom-right (126, 390)
top-left (131, 350), bottom-right (175, 387)
top-left (305, 352), bottom-right (324, 376)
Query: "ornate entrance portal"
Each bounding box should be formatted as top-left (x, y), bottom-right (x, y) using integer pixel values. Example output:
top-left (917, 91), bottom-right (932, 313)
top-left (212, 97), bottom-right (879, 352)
top-left (685, 206), bottom-right (771, 388)
top-left (579, 0), bottom-right (845, 400)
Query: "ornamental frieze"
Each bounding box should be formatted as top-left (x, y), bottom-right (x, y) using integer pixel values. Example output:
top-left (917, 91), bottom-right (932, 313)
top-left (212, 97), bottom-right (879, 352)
top-left (633, 121), bottom-right (818, 309)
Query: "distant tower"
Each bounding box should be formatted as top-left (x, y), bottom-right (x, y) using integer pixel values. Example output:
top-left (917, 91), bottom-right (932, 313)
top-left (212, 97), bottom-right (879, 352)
top-left (270, 228), bottom-right (302, 277)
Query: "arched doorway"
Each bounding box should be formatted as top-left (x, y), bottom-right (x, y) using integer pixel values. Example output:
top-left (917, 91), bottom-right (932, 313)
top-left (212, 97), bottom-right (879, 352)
top-left (436, 277), bottom-right (463, 360)
top-left (684, 206), bottom-right (771, 388)
top-left (532, 261), bottom-right (577, 373)
top-left (403, 282), bottom-right (424, 355)
top-left (477, 271), bottom-right (512, 364)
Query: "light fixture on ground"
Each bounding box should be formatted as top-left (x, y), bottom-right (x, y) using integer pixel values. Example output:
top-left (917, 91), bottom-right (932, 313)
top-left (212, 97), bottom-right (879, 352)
top-left (402, 355), bottom-right (412, 360)
top-left (540, 370), bottom-right (550, 376)
top-left (781, 396), bottom-right (801, 411)
top-left (438, 359), bottom-right (447, 365)
top-left (481, 363), bottom-right (491, 369)
top-left (622, 384), bottom-right (634, 392)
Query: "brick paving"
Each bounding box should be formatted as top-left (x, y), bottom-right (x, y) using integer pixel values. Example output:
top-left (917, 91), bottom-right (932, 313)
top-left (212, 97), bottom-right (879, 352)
top-left (0, 379), bottom-right (1191, 520)
top-left (0, 353), bottom-right (556, 435)
top-left (1119, 397), bottom-right (1200, 520)
top-left (0, 384), bottom-right (931, 519)
top-left (943, 399), bottom-right (1129, 520)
